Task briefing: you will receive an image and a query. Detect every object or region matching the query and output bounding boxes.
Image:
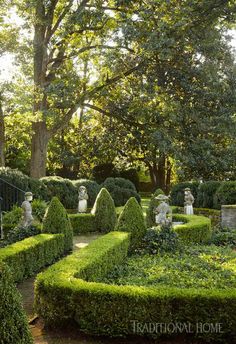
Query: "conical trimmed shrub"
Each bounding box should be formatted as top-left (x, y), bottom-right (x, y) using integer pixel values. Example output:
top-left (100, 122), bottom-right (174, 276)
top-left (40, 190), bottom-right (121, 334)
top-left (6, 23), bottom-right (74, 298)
top-left (116, 197), bottom-right (146, 250)
top-left (146, 188), bottom-right (164, 227)
top-left (0, 262), bottom-right (33, 344)
top-left (42, 197), bottom-right (73, 252)
top-left (91, 188), bottom-right (117, 232)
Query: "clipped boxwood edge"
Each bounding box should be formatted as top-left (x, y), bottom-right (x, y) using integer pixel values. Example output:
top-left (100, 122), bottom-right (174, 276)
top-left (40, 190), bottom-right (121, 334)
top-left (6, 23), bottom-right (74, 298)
top-left (173, 214), bottom-right (212, 243)
top-left (0, 233), bottom-right (65, 283)
top-left (35, 230), bottom-right (236, 341)
top-left (68, 213), bottom-right (96, 234)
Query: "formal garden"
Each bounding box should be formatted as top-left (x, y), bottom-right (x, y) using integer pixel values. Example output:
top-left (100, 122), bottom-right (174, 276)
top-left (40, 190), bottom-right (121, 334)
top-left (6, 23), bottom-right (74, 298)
top-left (0, 1), bottom-right (236, 344)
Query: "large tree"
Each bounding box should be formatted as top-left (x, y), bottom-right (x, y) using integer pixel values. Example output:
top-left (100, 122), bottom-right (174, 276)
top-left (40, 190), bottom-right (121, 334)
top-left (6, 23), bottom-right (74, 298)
top-left (13, 0), bottom-right (141, 177)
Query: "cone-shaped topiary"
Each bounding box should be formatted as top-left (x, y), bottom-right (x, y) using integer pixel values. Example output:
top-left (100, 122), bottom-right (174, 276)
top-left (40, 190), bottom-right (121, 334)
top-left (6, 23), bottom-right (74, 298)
top-left (146, 188), bottom-right (164, 227)
top-left (42, 197), bottom-right (73, 252)
top-left (0, 262), bottom-right (33, 344)
top-left (91, 188), bottom-right (117, 232)
top-left (116, 197), bottom-right (146, 250)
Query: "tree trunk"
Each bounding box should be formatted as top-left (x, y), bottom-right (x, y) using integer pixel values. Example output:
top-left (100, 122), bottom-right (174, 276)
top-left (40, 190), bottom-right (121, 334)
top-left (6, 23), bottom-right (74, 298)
top-left (156, 155), bottom-right (166, 191)
top-left (30, 122), bottom-right (49, 178)
top-left (165, 158), bottom-right (172, 194)
top-left (0, 102), bottom-right (5, 167)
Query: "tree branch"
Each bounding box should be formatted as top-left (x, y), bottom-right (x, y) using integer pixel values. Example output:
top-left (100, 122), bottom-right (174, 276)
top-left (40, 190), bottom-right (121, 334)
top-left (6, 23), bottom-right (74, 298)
top-left (49, 60), bottom-right (145, 135)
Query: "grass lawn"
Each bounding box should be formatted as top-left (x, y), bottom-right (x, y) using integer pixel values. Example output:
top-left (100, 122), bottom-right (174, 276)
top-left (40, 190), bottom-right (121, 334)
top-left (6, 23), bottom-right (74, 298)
top-left (97, 245), bottom-right (236, 290)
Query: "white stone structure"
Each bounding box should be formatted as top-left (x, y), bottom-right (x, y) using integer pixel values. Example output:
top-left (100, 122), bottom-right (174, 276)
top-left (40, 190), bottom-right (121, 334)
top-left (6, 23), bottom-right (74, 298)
top-left (78, 186), bottom-right (88, 213)
top-left (21, 192), bottom-right (34, 227)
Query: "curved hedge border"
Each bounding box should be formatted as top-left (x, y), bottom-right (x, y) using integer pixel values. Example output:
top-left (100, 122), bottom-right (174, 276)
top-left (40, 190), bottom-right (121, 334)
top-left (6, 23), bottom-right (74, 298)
top-left (173, 214), bottom-right (212, 243)
top-left (35, 230), bottom-right (236, 341)
top-left (0, 233), bottom-right (65, 283)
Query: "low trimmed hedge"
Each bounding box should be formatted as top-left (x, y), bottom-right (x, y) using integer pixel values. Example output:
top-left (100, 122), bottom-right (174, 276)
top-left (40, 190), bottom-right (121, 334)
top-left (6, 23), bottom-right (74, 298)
top-left (35, 230), bottom-right (236, 342)
top-left (69, 214), bottom-right (96, 235)
top-left (35, 231), bottom-right (130, 322)
top-left (172, 207), bottom-right (220, 226)
top-left (173, 214), bottom-right (212, 243)
top-left (0, 234), bottom-right (65, 283)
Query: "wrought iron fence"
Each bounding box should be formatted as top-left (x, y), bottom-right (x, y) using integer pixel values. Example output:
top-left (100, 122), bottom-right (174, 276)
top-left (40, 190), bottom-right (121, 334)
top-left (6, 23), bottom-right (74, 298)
top-left (0, 177), bottom-right (26, 212)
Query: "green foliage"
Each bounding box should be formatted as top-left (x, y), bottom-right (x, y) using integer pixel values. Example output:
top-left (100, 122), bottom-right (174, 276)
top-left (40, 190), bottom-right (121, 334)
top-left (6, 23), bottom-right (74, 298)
top-left (41, 176), bottom-right (77, 209)
top-left (42, 197), bottom-right (73, 252)
top-left (0, 167), bottom-right (28, 191)
top-left (0, 262), bottom-right (33, 344)
top-left (196, 181), bottom-right (221, 208)
top-left (0, 234), bottom-right (64, 283)
top-left (28, 178), bottom-right (50, 201)
top-left (209, 229), bottom-right (236, 248)
top-left (69, 213), bottom-right (96, 235)
top-left (92, 188), bottom-right (117, 233)
top-left (72, 179), bottom-right (100, 207)
top-left (146, 188), bottom-right (164, 227)
top-left (170, 182), bottom-right (199, 206)
top-left (173, 214), bottom-right (212, 244)
top-left (31, 199), bottom-right (48, 222)
top-left (213, 181), bottom-right (236, 209)
top-left (102, 177), bottom-right (140, 206)
top-left (34, 231), bottom-right (130, 323)
top-left (141, 225), bottom-right (180, 254)
top-left (3, 205), bottom-right (22, 232)
top-left (116, 197), bottom-right (146, 249)
top-left (119, 168), bottom-right (140, 192)
top-left (92, 163), bottom-right (116, 184)
top-left (34, 229), bottom-right (236, 341)
top-left (0, 225), bottom-right (41, 249)
top-left (102, 245), bottom-right (236, 290)
top-left (0, 168), bottom-right (50, 207)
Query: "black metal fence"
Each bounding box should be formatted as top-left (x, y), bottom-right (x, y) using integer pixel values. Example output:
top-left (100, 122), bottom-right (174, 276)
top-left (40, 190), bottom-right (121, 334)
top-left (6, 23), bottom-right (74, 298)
top-left (0, 177), bottom-right (25, 211)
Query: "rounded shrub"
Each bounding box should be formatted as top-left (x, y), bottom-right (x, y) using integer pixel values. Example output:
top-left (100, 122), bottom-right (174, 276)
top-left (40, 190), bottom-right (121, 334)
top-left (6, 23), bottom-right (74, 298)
top-left (41, 176), bottom-right (77, 209)
top-left (72, 179), bottom-right (100, 207)
top-left (146, 188), bottom-right (164, 227)
top-left (213, 181), bottom-right (236, 209)
top-left (115, 197), bottom-right (146, 250)
top-left (196, 181), bottom-right (221, 209)
top-left (91, 188), bottom-right (117, 233)
top-left (142, 225), bottom-right (180, 254)
top-left (102, 177), bottom-right (141, 206)
top-left (42, 197), bottom-right (73, 252)
top-left (0, 262), bottom-right (33, 343)
top-left (170, 182), bottom-right (199, 207)
top-left (119, 168), bottom-right (140, 191)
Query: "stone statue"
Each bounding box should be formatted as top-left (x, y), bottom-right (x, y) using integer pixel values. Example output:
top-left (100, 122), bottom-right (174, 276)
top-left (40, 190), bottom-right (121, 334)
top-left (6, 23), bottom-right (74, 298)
top-left (154, 194), bottom-right (172, 225)
top-left (78, 186), bottom-right (88, 213)
top-left (184, 188), bottom-right (194, 215)
top-left (21, 192), bottom-right (34, 227)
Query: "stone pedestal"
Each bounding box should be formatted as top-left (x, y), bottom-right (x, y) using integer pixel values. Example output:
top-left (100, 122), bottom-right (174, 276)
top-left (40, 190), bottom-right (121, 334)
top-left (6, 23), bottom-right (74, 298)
top-left (221, 205), bottom-right (236, 229)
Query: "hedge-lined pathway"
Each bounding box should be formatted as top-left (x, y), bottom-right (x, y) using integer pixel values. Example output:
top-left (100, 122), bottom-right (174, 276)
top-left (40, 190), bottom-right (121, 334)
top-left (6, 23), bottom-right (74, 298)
top-left (18, 233), bottom-right (102, 344)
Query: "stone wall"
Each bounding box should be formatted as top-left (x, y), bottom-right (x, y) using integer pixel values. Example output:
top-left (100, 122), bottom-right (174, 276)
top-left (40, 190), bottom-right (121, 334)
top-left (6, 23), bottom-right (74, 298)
top-left (221, 205), bottom-right (236, 229)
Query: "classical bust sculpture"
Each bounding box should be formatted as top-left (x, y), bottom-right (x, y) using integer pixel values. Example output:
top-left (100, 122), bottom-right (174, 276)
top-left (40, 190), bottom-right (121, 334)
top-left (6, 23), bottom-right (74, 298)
top-left (21, 192), bottom-right (34, 227)
top-left (78, 186), bottom-right (88, 213)
top-left (184, 188), bottom-right (194, 215)
top-left (154, 194), bottom-right (172, 225)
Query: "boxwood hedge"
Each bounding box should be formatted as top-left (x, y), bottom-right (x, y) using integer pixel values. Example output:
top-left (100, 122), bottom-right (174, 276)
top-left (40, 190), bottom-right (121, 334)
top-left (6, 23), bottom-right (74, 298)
top-left (0, 233), bottom-right (65, 283)
top-left (69, 213), bottom-right (96, 235)
top-left (0, 262), bottom-right (33, 343)
top-left (173, 214), bottom-right (212, 243)
top-left (35, 230), bottom-right (236, 342)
